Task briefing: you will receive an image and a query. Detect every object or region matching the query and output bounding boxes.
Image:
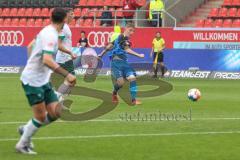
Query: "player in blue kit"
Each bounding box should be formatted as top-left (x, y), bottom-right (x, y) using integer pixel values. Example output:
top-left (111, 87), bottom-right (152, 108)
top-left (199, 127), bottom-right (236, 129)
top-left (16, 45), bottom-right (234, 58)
top-left (99, 23), bottom-right (144, 105)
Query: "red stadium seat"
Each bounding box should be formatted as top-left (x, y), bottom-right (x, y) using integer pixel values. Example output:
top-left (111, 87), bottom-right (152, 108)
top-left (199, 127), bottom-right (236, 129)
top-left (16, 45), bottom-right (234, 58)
top-left (223, 0), bottom-right (232, 6)
top-left (69, 19), bottom-right (76, 27)
top-left (25, 8), bottom-right (33, 17)
top-left (228, 8), bottom-right (237, 17)
top-left (32, 8), bottom-right (42, 17)
top-left (232, 0), bottom-right (240, 6)
top-left (218, 8), bottom-right (228, 17)
top-left (27, 18), bottom-right (35, 27)
top-left (19, 18), bottom-right (27, 27)
top-left (74, 8), bottom-right (81, 17)
top-left (208, 8), bottom-right (219, 18)
top-left (204, 19), bottom-right (213, 27)
top-left (43, 19), bottom-right (51, 26)
top-left (237, 8), bottom-right (240, 17)
top-left (116, 8), bottom-right (123, 17)
top-left (49, 8), bottom-right (54, 17)
top-left (35, 19), bottom-right (43, 26)
top-left (94, 19), bottom-right (101, 27)
top-left (223, 19), bottom-right (232, 27)
top-left (195, 19), bottom-right (205, 27)
top-left (76, 18), bottom-right (84, 26)
top-left (81, 8), bottom-right (89, 17)
top-left (213, 19), bottom-right (223, 27)
top-left (41, 8), bottom-right (49, 17)
top-left (11, 18), bottom-right (19, 26)
top-left (87, 0), bottom-right (96, 6)
top-left (232, 19), bottom-right (240, 27)
top-left (83, 19), bottom-right (93, 27)
top-left (138, 0), bottom-right (146, 6)
top-left (3, 18), bottom-right (11, 26)
top-left (112, 0), bottom-right (121, 6)
top-left (104, 0), bottom-right (113, 6)
top-left (10, 8), bottom-right (18, 17)
top-left (97, 8), bottom-right (103, 17)
top-left (0, 18), bottom-right (4, 26)
top-left (79, 0), bottom-right (88, 6)
top-left (1, 8), bottom-right (10, 17)
top-left (88, 8), bottom-right (98, 17)
top-left (17, 8), bottom-right (26, 17)
top-left (95, 0), bottom-right (104, 6)
top-left (0, 8), bottom-right (2, 16)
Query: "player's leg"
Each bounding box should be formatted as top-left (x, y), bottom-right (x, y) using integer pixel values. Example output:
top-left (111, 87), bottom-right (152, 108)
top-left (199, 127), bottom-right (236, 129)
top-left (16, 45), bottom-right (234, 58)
top-left (125, 64), bottom-right (141, 105)
top-left (152, 52), bottom-right (158, 78)
top-left (57, 60), bottom-right (75, 97)
top-left (16, 83), bottom-right (59, 154)
top-left (43, 83), bottom-right (61, 125)
top-left (16, 102), bottom-right (46, 154)
top-left (159, 52), bottom-right (167, 77)
top-left (111, 60), bottom-right (124, 103)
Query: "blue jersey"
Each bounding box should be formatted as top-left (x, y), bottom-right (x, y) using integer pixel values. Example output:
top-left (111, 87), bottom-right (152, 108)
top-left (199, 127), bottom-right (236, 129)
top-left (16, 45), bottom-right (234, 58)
top-left (109, 34), bottom-right (131, 61)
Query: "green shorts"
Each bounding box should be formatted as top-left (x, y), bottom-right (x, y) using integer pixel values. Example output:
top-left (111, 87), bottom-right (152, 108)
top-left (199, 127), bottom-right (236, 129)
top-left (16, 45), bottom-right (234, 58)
top-left (59, 60), bottom-right (75, 75)
top-left (22, 82), bottom-right (58, 106)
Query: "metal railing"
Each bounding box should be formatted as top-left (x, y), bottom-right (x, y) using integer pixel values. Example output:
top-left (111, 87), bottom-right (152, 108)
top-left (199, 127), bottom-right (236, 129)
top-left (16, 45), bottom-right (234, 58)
top-left (77, 9), bottom-right (177, 28)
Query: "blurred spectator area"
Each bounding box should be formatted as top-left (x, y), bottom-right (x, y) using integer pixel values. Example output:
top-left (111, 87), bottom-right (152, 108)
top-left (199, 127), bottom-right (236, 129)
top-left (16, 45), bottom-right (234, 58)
top-left (0, 0), bottom-right (146, 27)
top-left (179, 0), bottom-right (240, 28)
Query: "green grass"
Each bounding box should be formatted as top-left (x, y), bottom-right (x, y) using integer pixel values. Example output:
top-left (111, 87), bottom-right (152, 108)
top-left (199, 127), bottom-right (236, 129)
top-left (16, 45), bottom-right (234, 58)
top-left (0, 74), bottom-right (240, 160)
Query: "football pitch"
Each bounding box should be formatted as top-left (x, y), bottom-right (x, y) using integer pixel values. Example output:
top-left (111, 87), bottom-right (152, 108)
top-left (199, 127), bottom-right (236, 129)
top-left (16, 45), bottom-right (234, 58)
top-left (0, 74), bottom-right (240, 160)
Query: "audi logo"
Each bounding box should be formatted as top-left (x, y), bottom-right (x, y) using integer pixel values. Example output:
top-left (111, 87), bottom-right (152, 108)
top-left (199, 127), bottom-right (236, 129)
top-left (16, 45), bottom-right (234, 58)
top-left (0, 31), bottom-right (24, 46)
top-left (88, 31), bottom-right (113, 48)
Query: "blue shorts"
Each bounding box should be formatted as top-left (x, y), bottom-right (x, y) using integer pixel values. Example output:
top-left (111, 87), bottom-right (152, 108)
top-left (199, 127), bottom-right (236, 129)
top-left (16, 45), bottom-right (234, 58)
top-left (111, 59), bottom-right (136, 79)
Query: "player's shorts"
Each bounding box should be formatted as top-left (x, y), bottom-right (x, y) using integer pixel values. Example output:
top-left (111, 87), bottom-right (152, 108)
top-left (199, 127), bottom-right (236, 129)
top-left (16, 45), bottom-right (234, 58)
top-left (153, 52), bottom-right (164, 63)
top-left (58, 60), bottom-right (75, 75)
top-left (111, 59), bottom-right (136, 79)
top-left (22, 82), bottom-right (58, 106)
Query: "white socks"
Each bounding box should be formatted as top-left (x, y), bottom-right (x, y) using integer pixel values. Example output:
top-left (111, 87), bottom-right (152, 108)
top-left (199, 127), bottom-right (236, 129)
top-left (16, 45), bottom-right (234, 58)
top-left (18, 118), bottom-right (42, 145)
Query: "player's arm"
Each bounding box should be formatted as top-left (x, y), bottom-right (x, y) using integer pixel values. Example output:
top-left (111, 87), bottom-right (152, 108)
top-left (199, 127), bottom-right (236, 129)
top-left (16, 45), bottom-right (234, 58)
top-left (125, 47), bottom-right (144, 58)
top-left (42, 53), bottom-right (76, 86)
top-left (27, 39), bottom-right (36, 56)
top-left (58, 38), bottom-right (77, 59)
top-left (122, 40), bottom-right (144, 58)
top-left (98, 43), bottom-right (113, 58)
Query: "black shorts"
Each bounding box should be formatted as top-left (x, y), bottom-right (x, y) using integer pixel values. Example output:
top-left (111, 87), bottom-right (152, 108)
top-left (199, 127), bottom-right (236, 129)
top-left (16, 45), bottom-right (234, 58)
top-left (153, 52), bottom-right (163, 63)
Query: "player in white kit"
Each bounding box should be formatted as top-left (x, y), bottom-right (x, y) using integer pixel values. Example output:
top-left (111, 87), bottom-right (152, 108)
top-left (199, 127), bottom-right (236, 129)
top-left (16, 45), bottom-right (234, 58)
top-left (56, 8), bottom-right (76, 74)
top-left (16, 8), bottom-right (76, 155)
top-left (55, 8), bottom-right (77, 96)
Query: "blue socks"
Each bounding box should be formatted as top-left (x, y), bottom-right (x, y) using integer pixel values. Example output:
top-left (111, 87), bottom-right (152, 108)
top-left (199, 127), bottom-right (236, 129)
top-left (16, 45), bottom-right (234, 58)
top-left (113, 81), bottom-right (138, 101)
top-left (129, 81), bottom-right (137, 101)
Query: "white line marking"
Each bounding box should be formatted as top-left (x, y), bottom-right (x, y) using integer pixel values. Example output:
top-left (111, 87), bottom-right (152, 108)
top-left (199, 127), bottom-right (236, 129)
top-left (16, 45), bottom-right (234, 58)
top-left (0, 117), bottom-right (240, 125)
top-left (1, 131), bottom-right (240, 142)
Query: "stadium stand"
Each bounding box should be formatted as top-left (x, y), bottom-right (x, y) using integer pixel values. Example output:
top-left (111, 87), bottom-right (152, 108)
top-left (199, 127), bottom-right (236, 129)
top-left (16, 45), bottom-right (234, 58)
top-left (180, 0), bottom-right (240, 28)
top-left (0, 0), bottom-right (146, 27)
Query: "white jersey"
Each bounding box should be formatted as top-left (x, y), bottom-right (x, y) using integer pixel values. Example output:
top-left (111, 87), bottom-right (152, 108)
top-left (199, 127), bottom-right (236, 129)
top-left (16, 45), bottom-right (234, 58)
top-left (56, 24), bottom-right (72, 64)
top-left (21, 25), bottom-right (59, 87)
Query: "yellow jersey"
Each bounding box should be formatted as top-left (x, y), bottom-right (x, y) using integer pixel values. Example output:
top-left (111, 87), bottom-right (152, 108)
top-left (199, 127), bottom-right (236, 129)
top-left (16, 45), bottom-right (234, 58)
top-left (152, 38), bottom-right (165, 52)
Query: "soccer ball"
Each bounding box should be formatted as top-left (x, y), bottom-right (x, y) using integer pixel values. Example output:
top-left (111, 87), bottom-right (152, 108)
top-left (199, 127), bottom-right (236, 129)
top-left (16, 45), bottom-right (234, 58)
top-left (188, 88), bottom-right (201, 101)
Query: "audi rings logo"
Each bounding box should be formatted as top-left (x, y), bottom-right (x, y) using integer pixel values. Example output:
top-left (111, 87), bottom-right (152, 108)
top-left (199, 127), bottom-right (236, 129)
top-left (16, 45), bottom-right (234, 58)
top-left (88, 31), bottom-right (113, 47)
top-left (0, 31), bottom-right (24, 46)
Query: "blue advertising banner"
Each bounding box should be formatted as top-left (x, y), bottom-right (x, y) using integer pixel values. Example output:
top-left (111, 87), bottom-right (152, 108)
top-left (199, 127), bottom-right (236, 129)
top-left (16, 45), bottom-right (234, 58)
top-left (1, 47), bottom-right (240, 72)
